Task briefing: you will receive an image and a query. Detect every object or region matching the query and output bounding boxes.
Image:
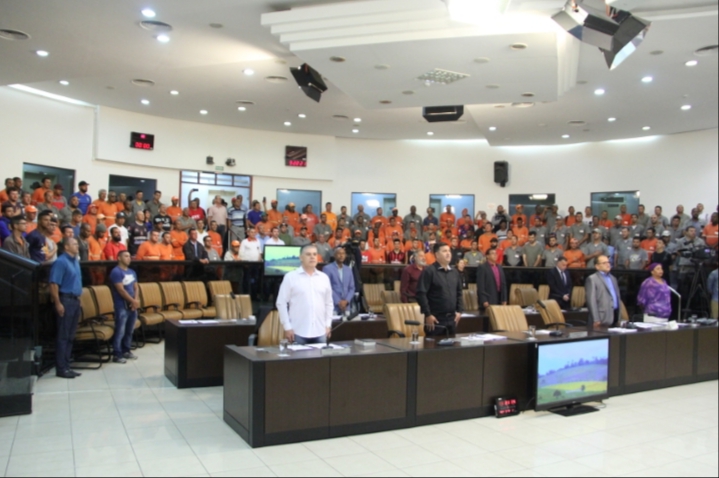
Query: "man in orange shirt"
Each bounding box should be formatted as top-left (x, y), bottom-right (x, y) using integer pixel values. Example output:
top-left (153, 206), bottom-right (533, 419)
top-left (371, 208), bottom-right (389, 228)
top-left (440, 205), bottom-right (456, 227)
top-left (641, 228), bottom-right (658, 255)
top-left (324, 202), bottom-right (338, 231)
top-left (512, 205), bottom-right (527, 228)
top-left (703, 212), bottom-right (718, 248)
top-left (599, 210), bottom-right (613, 229)
top-left (104, 227), bottom-right (128, 261)
top-left (512, 218), bottom-right (529, 246)
top-left (385, 217), bottom-right (403, 243)
top-left (0, 178), bottom-right (14, 204)
top-left (565, 206), bottom-right (577, 227)
top-left (24, 206), bottom-right (38, 234)
top-left (167, 197), bottom-right (182, 222)
top-left (264, 199), bottom-right (283, 229)
top-left (619, 204), bottom-right (632, 226)
top-left (208, 220), bottom-right (224, 257)
top-left (367, 222), bottom-right (386, 248)
top-left (83, 204), bottom-right (100, 235)
top-left (87, 225), bottom-right (105, 261)
top-left (170, 222), bottom-right (188, 261)
top-left (99, 191), bottom-right (119, 228)
top-left (32, 177), bottom-right (52, 205)
top-left (136, 230), bottom-right (162, 260)
top-left (368, 238), bottom-right (386, 264)
top-left (92, 189), bottom-right (108, 210)
top-left (442, 219), bottom-right (458, 239)
top-left (159, 232), bottom-right (175, 260)
top-left (564, 239), bottom-right (586, 269)
top-left (478, 223), bottom-right (497, 254)
top-left (499, 229), bottom-right (514, 251)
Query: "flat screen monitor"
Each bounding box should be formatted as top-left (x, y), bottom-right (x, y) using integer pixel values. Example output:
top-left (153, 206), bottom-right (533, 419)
top-left (535, 338), bottom-right (610, 411)
top-left (264, 245), bottom-right (302, 277)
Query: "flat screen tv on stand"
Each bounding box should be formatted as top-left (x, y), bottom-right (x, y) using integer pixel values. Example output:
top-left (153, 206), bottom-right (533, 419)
top-left (535, 338), bottom-right (610, 417)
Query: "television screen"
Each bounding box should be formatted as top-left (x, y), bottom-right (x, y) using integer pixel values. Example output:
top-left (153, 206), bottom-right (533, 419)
top-left (536, 338), bottom-right (609, 411)
top-left (264, 246), bottom-right (302, 277)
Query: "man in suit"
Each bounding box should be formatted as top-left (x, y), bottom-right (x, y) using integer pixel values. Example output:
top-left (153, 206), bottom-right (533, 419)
top-left (546, 256), bottom-right (573, 310)
top-left (323, 247), bottom-right (356, 316)
top-left (585, 255), bottom-right (621, 329)
top-left (183, 229), bottom-right (209, 279)
top-left (476, 248), bottom-right (507, 310)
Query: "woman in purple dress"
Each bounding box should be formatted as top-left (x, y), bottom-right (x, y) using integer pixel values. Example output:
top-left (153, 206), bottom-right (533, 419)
top-left (637, 263), bottom-right (672, 319)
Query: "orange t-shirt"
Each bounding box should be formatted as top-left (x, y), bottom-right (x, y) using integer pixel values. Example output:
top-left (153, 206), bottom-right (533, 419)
top-left (460, 239), bottom-right (473, 251)
top-left (479, 233), bottom-right (497, 254)
top-left (167, 206), bottom-right (182, 222)
top-left (565, 216), bottom-right (576, 227)
top-left (170, 230), bottom-right (188, 260)
top-left (98, 202), bottom-right (118, 228)
top-left (208, 231), bottom-right (223, 256)
top-left (513, 227), bottom-right (529, 246)
top-left (267, 209), bottom-right (283, 229)
top-left (26, 222), bottom-right (38, 234)
top-left (83, 214), bottom-right (99, 235)
top-left (512, 214), bottom-right (527, 227)
top-left (285, 211), bottom-right (300, 231)
top-left (564, 249), bottom-right (586, 269)
top-left (641, 238), bottom-right (658, 253)
top-left (368, 248), bottom-right (386, 264)
top-left (0, 190), bottom-right (8, 203)
top-left (425, 252), bottom-right (437, 265)
top-left (51, 228), bottom-right (62, 244)
top-left (368, 230), bottom-right (386, 247)
top-left (371, 216), bottom-right (389, 228)
top-left (385, 225), bottom-right (403, 242)
top-left (114, 202), bottom-right (125, 213)
top-left (440, 213), bottom-right (456, 227)
top-left (159, 243), bottom-right (174, 260)
top-left (136, 241), bottom-right (162, 261)
top-left (703, 224), bottom-right (718, 247)
top-left (324, 212), bottom-right (338, 231)
top-left (87, 236), bottom-right (105, 261)
top-left (499, 239), bottom-right (513, 251)
top-left (620, 214), bottom-right (632, 226)
top-left (32, 187), bottom-right (50, 205)
top-left (600, 220), bottom-right (613, 229)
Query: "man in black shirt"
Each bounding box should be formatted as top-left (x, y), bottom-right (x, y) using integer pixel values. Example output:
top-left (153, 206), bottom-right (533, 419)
top-left (127, 211), bottom-right (148, 257)
top-left (416, 243), bottom-right (463, 336)
top-left (153, 204), bottom-right (173, 233)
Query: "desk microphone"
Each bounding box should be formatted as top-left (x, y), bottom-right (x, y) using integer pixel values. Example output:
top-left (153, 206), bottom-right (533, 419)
top-left (404, 320), bottom-right (454, 346)
top-left (667, 286), bottom-right (682, 323)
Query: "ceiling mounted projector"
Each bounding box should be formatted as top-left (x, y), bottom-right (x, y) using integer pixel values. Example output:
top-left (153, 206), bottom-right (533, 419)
top-left (552, 0), bottom-right (650, 70)
top-left (423, 105), bottom-right (464, 123)
top-left (291, 63), bottom-right (328, 103)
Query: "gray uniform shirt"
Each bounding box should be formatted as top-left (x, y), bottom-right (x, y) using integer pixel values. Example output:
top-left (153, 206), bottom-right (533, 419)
top-left (314, 242), bottom-right (332, 263)
top-left (523, 242), bottom-right (544, 267)
top-left (570, 223), bottom-right (589, 243)
top-left (627, 248), bottom-right (648, 270)
top-left (552, 226), bottom-right (570, 247)
top-left (582, 241), bottom-right (609, 268)
top-left (403, 214), bottom-right (423, 230)
top-left (292, 236), bottom-right (312, 247)
top-left (464, 251), bottom-right (485, 267)
top-left (531, 226), bottom-right (548, 245)
top-left (636, 213), bottom-right (651, 228)
top-left (313, 224), bottom-right (332, 241)
top-left (505, 246), bottom-right (524, 266)
top-left (542, 248), bottom-right (563, 268)
top-left (609, 227), bottom-right (624, 247)
top-left (615, 237), bottom-right (633, 267)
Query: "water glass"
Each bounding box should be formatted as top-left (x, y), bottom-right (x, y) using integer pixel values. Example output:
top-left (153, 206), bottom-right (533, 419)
top-left (279, 339), bottom-right (289, 353)
top-left (529, 325), bottom-right (537, 340)
top-left (411, 331), bottom-right (419, 343)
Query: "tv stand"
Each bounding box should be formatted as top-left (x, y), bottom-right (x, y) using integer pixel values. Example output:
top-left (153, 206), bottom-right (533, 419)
top-left (549, 404), bottom-right (600, 417)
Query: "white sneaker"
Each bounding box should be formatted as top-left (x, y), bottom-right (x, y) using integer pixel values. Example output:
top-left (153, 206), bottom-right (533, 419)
top-left (123, 352), bottom-right (138, 361)
top-left (113, 356), bottom-right (127, 364)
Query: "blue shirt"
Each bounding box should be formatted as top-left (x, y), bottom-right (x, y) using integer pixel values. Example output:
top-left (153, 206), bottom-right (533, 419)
top-left (0, 217), bottom-right (11, 243)
top-left (27, 229), bottom-right (48, 262)
top-left (247, 210), bottom-right (263, 226)
top-left (600, 271), bottom-right (619, 310)
top-left (48, 253), bottom-right (82, 297)
top-left (109, 266), bottom-right (138, 310)
top-left (72, 192), bottom-right (93, 215)
top-left (708, 269), bottom-right (718, 303)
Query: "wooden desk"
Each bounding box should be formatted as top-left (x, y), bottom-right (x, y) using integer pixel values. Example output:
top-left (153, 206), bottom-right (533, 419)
top-left (164, 319), bottom-right (256, 388)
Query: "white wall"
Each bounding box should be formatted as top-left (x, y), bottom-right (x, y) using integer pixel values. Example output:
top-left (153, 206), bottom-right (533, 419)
top-left (1, 86), bottom-right (717, 216)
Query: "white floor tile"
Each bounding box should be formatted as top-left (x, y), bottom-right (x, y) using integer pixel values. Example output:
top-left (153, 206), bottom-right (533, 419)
top-left (5, 450), bottom-right (75, 476)
top-left (140, 455), bottom-right (208, 477)
top-left (75, 460), bottom-right (143, 477)
top-left (196, 449), bottom-right (265, 474)
top-left (125, 424), bottom-right (184, 443)
top-left (575, 451), bottom-right (652, 476)
top-left (324, 452), bottom-right (397, 477)
top-left (253, 443), bottom-right (319, 467)
top-left (210, 466), bottom-right (277, 477)
top-left (132, 438), bottom-right (193, 463)
top-left (533, 459), bottom-right (611, 477)
top-left (349, 431), bottom-right (414, 452)
top-left (360, 470), bottom-right (410, 477)
top-left (9, 434), bottom-right (73, 456)
top-left (72, 444), bottom-right (137, 469)
top-left (270, 459), bottom-right (343, 477)
top-left (418, 436), bottom-right (487, 459)
top-left (302, 437), bottom-right (369, 459)
top-left (374, 445), bottom-right (445, 469)
top-left (454, 453), bottom-right (527, 477)
top-left (0, 438), bottom-right (13, 457)
top-left (496, 445), bottom-right (566, 469)
top-left (401, 460), bottom-right (474, 477)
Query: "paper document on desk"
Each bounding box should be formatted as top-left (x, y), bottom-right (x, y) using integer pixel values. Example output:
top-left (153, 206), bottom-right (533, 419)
top-left (472, 334), bottom-right (508, 342)
top-left (608, 328), bottom-right (638, 334)
top-left (461, 313), bottom-right (476, 318)
top-left (533, 330), bottom-right (552, 336)
top-left (287, 345), bottom-right (313, 351)
top-left (633, 323), bottom-right (663, 330)
top-left (179, 320), bottom-right (198, 325)
top-left (199, 320), bottom-right (220, 324)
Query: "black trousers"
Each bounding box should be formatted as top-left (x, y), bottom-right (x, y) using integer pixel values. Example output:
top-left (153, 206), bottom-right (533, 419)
top-left (426, 313), bottom-right (457, 337)
top-left (56, 295), bottom-right (80, 372)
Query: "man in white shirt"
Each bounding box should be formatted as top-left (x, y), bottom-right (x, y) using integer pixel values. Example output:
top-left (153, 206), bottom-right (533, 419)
top-left (264, 227), bottom-right (285, 246)
top-left (239, 228), bottom-right (263, 262)
top-left (276, 245), bottom-right (334, 345)
top-left (108, 212), bottom-right (129, 247)
top-left (207, 196), bottom-right (228, 238)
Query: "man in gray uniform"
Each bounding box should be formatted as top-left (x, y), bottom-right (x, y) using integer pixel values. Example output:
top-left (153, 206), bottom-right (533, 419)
top-left (522, 232), bottom-right (544, 268)
top-left (544, 205), bottom-right (559, 231)
top-left (626, 236), bottom-right (649, 270)
top-left (504, 236), bottom-right (524, 267)
top-left (313, 214), bottom-right (333, 242)
top-left (570, 213), bottom-right (589, 246)
top-left (530, 217), bottom-right (548, 245)
top-left (403, 206), bottom-right (423, 231)
top-left (542, 235), bottom-right (564, 267)
top-left (552, 216), bottom-right (570, 249)
top-left (608, 216), bottom-right (625, 247)
top-left (614, 227), bottom-right (633, 269)
top-left (583, 229), bottom-right (609, 268)
top-left (636, 205), bottom-right (651, 228)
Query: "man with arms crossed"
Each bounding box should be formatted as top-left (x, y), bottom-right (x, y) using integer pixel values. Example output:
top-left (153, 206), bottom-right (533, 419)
top-left (416, 243), bottom-right (463, 336)
top-left (276, 245), bottom-right (334, 345)
top-left (586, 255), bottom-right (621, 329)
top-left (110, 251), bottom-right (140, 363)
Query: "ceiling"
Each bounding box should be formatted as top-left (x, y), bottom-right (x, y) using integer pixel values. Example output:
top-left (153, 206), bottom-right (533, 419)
top-left (1, 0), bottom-right (717, 146)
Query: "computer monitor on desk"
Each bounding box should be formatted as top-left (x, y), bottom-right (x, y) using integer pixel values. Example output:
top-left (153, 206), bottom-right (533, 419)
top-left (535, 338), bottom-right (610, 416)
top-left (264, 246), bottom-right (302, 277)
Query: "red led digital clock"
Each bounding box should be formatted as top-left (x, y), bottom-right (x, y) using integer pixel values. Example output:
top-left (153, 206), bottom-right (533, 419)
top-left (130, 132), bottom-right (154, 151)
top-left (494, 396), bottom-right (520, 418)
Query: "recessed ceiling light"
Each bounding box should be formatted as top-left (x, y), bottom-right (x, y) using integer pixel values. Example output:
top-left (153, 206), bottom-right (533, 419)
top-left (353, 129), bottom-right (360, 134)
top-left (209, 23), bottom-right (224, 29)
top-left (141, 99), bottom-right (150, 105)
top-left (402, 90), bottom-right (414, 95)
top-left (594, 88), bottom-right (605, 96)
top-left (650, 50), bottom-right (664, 56)
top-left (608, 117), bottom-right (617, 122)
top-left (170, 90), bottom-right (179, 95)
top-left (489, 127), bottom-right (497, 131)
top-left (474, 57), bottom-right (491, 64)
top-left (36, 50), bottom-right (49, 57)
top-left (0, 29), bottom-right (31, 41)
top-left (142, 9), bottom-right (156, 18)
top-left (59, 80), bottom-right (69, 86)
top-left (642, 76), bottom-right (653, 83)
top-left (486, 84), bottom-right (500, 89)
top-left (298, 114), bottom-right (306, 118)
top-left (521, 92), bottom-right (535, 98)
top-left (238, 107), bottom-right (247, 112)
top-left (200, 110), bottom-right (208, 115)
top-left (427, 132), bottom-right (434, 136)
top-left (511, 43), bottom-right (528, 50)
top-left (681, 105), bottom-right (692, 111)
top-left (375, 64), bottom-right (390, 70)
top-left (685, 60), bottom-right (699, 67)
top-left (329, 56), bottom-right (346, 63)
top-left (562, 135), bottom-right (570, 139)
top-left (642, 126), bottom-right (651, 131)
top-left (243, 69), bottom-right (255, 76)
top-left (354, 118), bottom-right (362, 123)
top-left (156, 34), bottom-right (170, 43)
top-left (284, 122), bottom-right (292, 127)
top-left (380, 100), bottom-right (392, 105)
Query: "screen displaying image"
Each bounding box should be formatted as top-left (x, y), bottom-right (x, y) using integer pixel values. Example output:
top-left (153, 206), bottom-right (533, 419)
top-left (264, 246), bottom-right (302, 277)
top-left (536, 339), bottom-right (609, 410)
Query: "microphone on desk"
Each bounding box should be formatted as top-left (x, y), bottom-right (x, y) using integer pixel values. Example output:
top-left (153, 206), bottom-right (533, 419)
top-left (404, 320), bottom-right (454, 346)
top-left (667, 286), bottom-right (682, 323)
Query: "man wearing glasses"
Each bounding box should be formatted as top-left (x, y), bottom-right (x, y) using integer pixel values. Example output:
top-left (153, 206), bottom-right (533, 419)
top-left (585, 255), bottom-right (621, 329)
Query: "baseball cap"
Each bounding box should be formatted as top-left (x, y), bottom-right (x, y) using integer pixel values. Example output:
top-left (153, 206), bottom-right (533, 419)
top-left (117, 212), bottom-right (126, 219)
top-left (78, 181), bottom-right (89, 187)
top-left (231, 240), bottom-right (240, 247)
top-left (615, 215), bottom-right (623, 220)
top-left (25, 205), bottom-right (37, 213)
top-left (593, 228), bottom-right (601, 233)
top-left (661, 231), bottom-right (671, 237)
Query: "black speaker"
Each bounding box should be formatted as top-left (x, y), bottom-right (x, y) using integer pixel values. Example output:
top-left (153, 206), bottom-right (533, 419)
top-left (422, 105), bottom-right (464, 123)
top-left (291, 64), bottom-right (328, 103)
top-left (494, 161), bottom-right (509, 187)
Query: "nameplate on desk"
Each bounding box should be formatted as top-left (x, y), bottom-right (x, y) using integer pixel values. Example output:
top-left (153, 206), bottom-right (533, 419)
top-left (321, 346), bottom-right (351, 356)
top-left (354, 339), bottom-right (376, 347)
top-left (568, 331), bottom-right (588, 339)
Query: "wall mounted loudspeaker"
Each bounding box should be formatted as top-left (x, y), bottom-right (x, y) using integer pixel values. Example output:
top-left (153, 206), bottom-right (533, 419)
top-left (494, 161), bottom-right (509, 187)
top-left (291, 64), bottom-right (328, 103)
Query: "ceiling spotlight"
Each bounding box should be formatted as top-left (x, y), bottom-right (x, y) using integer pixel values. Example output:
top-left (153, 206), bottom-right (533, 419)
top-left (354, 118), bottom-right (362, 123)
top-left (142, 9), bottom-right (156, 18)
top-left (141, 99), bottom-right (150, 105)
top-left (685, 60), bottom-right (698, 67)
top-left (608, 117), bottom-right (617, 122)
top-left (642, 76), bottom-right (653, 83)
top-left (238, 107), bottom-right (247, 112)
top-left (489, 127), bottom-right (497, 131)
top-left (562, 134), bottom-right (570, 139)
top-left (681, 105), bottom-right (692, 111)
top-left (284, 122), bottom-right (292, 126)
top-left (36, 50), bottom-right (49, 57)
top-left (643, 126), bottom-right (651, 131)
top-left (200, 110), bottom-right (208, 115)
top-left (298, 114), bottom-right (306, 118)
top-left (156, 34), bottom-right (170, 43)
top-left (170, 90), bottom-right (179, 95)
top-left (594, 89), bottom-right (606, 96)
top-left (243, 69), bottom-right (255, 76)
top-left (352, 129), bottom-right (360, 134)
top-left (427, 132), bottom-right (434, 136)
top-left (291, 63), bottom-right (328, 103)
top-left (59, 80), bottom-right (69, 86)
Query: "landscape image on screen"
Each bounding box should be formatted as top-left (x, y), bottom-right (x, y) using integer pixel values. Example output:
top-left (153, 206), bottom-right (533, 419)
top-left (264, 246), bottom-right (302, 276)
top-left (536, 340), bottom-right (609, 408)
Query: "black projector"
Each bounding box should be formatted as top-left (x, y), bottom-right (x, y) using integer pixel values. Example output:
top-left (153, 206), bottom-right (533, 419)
top-left (423, 105), bottom-right (464, 123)
top-left (291, 64), bottom-right (328, 103)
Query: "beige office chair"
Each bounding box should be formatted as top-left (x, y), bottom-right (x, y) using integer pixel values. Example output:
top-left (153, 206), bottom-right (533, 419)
top-left (536, 299), bottom-right (588, 330)
top-left (468, 283), bottom-right (477, 294)
top-left (394, 280), bottom-right (402, 294)
top-left (363, 284), bottom-right (385, 314)
top-left (508, 284), bottom-right (534, 306)
top-left (137, 283), bottom-right (167, 344)
top-left (515, 288), bottom-right (539, 308)
top-left (384, 303), bottom-right (425, 339)
top-left (208, 281), bottom-right (233, 303)
top-left (74, 288), bottom-right (115, 368)
top-left (252, 311), bottom-right (285, 347)
top-left (538, 285), bottom-right (550, 301)
top-left (182, 282), bottom-right (216, 318)
top-left (487, 305), bottom-right (529, 332)
top-left (620, 301), bottom-right (629, 322)
top-left (462, 289), bottom-right (479, 315)
top-left (382, 290), bottom-right (401, 306)
top-left (571, 286), bottom-right (586, 309)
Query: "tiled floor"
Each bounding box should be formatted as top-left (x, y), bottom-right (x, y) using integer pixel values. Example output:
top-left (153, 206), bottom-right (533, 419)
top-left (1, 342), bottom-right (717, 477)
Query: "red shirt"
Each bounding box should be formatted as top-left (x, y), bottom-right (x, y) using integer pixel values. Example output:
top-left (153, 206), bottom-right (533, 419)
top-left (400, 264), bottom-right (423, 302)
top-left (387, 250), bottom-right (406, 264)
top-left (188, 207), bottom-right (206, 222)
top-left (104, 241), bottom-right (127, 261)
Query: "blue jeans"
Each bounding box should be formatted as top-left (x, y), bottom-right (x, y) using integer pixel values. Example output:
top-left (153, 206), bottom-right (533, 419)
top-left (294, 335), bottom-right (327, 345)
top-left (113, 306), bottom-right (138, 358)
top-left (56, 296), bottom-right (80, 372)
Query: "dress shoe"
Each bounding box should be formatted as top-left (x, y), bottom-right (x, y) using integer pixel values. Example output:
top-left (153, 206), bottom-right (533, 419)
top-left (56, 370), bottom-right (76, 379)
top-left (69, 370), bottom-right (82, 377)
